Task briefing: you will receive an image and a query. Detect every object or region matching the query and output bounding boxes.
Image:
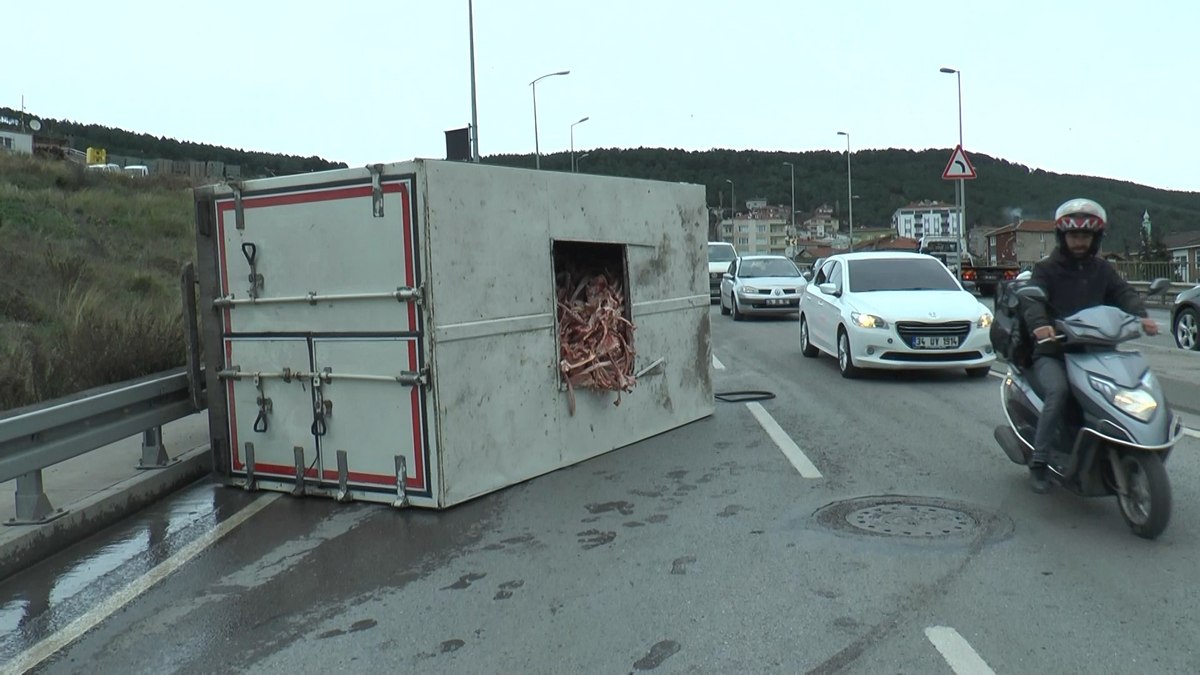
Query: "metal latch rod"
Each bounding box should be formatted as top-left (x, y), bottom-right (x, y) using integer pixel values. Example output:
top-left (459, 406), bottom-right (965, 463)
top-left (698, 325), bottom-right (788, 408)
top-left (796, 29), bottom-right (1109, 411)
top-left (213, 286), bottom-right (421, 308)
top-left (218, 368), bottom-right (427, 387)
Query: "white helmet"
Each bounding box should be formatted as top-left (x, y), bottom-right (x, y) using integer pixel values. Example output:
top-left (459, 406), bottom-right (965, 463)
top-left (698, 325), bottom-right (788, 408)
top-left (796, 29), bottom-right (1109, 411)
top-left (1054, 198), bottom-right (1107, 233)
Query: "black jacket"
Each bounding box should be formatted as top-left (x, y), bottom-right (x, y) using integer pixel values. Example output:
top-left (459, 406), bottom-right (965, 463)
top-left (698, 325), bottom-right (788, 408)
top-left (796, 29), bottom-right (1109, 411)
top-left (1021, 250), bottom-right (1148, 356)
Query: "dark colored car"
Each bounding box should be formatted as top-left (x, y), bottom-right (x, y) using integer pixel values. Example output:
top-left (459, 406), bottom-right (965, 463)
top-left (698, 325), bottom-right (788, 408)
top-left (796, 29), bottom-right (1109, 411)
top-left (1172, 285), bottom-right (1200, 350)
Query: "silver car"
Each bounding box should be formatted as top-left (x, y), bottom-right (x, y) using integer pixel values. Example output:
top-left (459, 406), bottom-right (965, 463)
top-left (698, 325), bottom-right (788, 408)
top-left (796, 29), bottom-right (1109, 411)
top-left (719, 255), bottom-right (806, 320)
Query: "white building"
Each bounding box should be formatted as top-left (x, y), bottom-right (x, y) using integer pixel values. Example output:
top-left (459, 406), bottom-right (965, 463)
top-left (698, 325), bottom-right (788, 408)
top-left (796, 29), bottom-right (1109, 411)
top-left (0, 128), bottom-right (34, 154)
top-left (721, 202), bottom-right (791, 255)
top-left (891, 201), bottom-right (961, 240)
top-left (801, 204), bottom-right (838, 239)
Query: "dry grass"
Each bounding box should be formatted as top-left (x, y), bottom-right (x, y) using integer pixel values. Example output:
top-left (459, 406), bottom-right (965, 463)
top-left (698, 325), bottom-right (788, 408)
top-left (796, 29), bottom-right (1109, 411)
top-left (0, 152), bottom-right (199, 411)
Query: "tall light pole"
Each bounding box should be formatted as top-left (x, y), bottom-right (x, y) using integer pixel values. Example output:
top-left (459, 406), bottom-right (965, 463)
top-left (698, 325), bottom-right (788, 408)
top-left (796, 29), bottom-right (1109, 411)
top-left (576, 152), bottom-right (590, 170)
top-left (940, 66), bottom-right (965, 245)
top-left (530, 70), bottom-right (569, 169)
top-left (468, 0), bottom-right (480, 162)
top-left (725, 178), bottom-right (735, 234)
top-left (570, 116), bottom-right (589, 172)
top-left (782, 161), bottom-right (795, 233)
top-left (837, 131), bottom-right (853, 252)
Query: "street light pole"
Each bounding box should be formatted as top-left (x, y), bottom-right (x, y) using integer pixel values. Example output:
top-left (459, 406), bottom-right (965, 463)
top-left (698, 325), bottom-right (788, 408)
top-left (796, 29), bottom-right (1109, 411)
top-left (530, 70), bottom-right (569, 170)
top-left (940, 66), bottom-right (965, 244)
top-left (837, 131), bottom-right (853, 252)
top-left (570, 116), bottom-right (589, 172)
top-left (725, 179), bottom-right (735, 245)
top-left (782, 161), bottom-right (795, 233)
top-left (468, 0), bottom-right (480, 162)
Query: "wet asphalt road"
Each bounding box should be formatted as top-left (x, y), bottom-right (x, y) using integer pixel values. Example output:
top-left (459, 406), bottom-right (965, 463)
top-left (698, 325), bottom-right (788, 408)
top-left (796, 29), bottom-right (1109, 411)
top-left (4, 303), bottom-right (1200, 674)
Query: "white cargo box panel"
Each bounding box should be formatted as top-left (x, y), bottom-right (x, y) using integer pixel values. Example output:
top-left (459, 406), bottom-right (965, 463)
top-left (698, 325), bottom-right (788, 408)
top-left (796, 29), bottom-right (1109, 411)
top-left (192, 159), bottom-right (714, 508)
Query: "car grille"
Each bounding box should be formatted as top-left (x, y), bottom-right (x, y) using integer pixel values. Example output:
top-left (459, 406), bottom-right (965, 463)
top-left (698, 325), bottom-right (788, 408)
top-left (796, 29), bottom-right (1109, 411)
top-left (881, 351), bottom-right (984, 362)
top-left (896, 321), bottom-right (971, 341)
top-left (748, 288), bottom-right (799, 295)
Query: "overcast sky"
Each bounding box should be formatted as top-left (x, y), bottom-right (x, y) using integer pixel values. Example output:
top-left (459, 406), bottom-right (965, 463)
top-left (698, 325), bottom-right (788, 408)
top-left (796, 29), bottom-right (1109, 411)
top-left (7, 1), bottom-right (1195, 192)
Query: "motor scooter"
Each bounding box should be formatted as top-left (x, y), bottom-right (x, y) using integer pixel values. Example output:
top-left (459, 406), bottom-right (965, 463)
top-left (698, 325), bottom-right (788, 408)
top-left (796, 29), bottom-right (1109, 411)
top-left (993, 278), bottom-right (1184, 539)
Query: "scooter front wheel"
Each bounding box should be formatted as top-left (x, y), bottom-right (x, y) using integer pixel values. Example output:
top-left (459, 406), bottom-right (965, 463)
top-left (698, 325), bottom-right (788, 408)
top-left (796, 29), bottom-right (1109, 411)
top-left (1116, 452), bottom-right (1171, 540)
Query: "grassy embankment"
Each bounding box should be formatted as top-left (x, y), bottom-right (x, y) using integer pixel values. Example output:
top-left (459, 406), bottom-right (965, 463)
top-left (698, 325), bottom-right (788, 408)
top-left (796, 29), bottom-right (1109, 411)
top-left (0, 153), bottom-right (200, 410)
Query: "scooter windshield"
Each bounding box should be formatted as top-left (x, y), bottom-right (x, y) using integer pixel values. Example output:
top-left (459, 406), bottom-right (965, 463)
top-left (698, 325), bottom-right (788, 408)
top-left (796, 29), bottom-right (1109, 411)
top-left (1059, 305), bottom-right (1142, 345)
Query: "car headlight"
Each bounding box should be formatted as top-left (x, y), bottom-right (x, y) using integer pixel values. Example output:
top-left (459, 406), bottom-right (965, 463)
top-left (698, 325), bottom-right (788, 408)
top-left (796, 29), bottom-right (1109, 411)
top-left (977, 313), bottom-right (993, 329)
top-left (851, 312), bottom-right (889, 329)
top-left (1089, 374), bottom-right (1158, 422)
top-left (741, 286), bottom-right (759, 294)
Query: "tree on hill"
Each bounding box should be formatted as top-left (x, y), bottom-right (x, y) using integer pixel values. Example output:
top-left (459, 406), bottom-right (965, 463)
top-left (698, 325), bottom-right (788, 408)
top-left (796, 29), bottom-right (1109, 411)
top-left (0, 107), bottom-right (346, 177)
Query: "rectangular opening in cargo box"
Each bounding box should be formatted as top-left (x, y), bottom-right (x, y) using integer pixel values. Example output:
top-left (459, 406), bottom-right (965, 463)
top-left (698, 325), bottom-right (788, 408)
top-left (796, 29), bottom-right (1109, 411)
top-left (552, 240), bottom-right (636, 411)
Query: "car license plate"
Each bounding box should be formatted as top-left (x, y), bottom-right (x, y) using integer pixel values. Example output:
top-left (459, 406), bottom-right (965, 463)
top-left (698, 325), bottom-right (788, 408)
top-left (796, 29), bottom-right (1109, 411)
top-left (913, 336), bottom-right (958, 349)
top-left (767, 298), bottom-right (786, 306)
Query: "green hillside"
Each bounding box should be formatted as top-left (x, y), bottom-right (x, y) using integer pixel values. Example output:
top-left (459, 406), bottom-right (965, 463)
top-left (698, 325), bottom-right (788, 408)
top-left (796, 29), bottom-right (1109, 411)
top-left (3, 117), bottom-right (1199, 410)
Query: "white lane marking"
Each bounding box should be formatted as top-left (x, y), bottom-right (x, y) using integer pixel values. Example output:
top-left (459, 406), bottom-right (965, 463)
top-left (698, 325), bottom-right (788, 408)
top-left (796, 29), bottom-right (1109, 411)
top-left (988, 370), bottom-right (1005, 380)
top-left (746, 402), bottom-right (822, 478)
top-left (925, 626), bottom-right (996, 675)
top-left (712, 354), bottom-right (726, 370)
top-left (4, 493), bottom-right (281, 675)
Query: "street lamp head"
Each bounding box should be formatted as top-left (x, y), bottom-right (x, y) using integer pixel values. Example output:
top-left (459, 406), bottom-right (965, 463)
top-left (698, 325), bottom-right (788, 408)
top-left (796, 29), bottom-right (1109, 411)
top-left (837, 131), bottom-right (848, 136)
top-left (530, 70), bottom-right (571, 85)
top-left (782, 161), bottom-right (793, 167)
top-left (725, 178), bottom-right (733, 185)
top-left (939, 67), bottom-right (958, 74)
top-left (575, 116), bottom-right (589, 125)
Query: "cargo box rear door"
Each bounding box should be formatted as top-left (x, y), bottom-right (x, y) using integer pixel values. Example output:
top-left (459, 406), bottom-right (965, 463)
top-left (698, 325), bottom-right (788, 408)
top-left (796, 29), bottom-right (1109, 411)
top-left (310, 337), bottom-right (431, 501)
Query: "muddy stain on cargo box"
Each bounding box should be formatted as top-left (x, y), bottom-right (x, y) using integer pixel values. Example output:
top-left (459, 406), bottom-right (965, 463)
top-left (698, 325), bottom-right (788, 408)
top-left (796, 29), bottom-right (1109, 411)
top-left (636, 232), bottom-right (673, 287)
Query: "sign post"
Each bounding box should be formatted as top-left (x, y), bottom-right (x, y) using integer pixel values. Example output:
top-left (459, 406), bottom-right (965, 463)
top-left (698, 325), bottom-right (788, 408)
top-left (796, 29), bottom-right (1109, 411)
top-left (942, 145), bottom-right (977, 277)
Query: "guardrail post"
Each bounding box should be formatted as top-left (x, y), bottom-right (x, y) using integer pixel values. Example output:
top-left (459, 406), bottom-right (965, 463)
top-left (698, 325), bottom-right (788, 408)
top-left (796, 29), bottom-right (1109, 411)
top-left (6, 470), bottom-right (66, 525)
top-left (138, 426), bottom-right (172, 469)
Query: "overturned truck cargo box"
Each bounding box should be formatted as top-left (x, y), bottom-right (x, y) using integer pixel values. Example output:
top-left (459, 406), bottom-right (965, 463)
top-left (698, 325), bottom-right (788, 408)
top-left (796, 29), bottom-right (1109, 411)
top-left (190, 159), bottom-right (714, 508)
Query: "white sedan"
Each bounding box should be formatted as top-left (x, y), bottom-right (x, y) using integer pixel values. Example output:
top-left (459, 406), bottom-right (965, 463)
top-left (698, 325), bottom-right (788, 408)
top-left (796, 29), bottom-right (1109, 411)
top-left (797, 252), bottom-right (997, 378)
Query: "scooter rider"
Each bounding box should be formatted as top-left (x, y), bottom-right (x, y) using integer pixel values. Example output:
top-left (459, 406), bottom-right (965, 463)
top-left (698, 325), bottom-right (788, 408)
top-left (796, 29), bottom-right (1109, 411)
top-left (1021, 198), bottom-right (1159, 493)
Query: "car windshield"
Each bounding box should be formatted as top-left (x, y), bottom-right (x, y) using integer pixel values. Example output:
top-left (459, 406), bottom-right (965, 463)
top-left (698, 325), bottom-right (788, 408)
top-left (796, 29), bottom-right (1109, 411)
top-left (739, 258), bottom-right (801, 278)
top-left (709, 244), bottom-right (736, 263)
top-left (848, 258), bottom-right (959, 292)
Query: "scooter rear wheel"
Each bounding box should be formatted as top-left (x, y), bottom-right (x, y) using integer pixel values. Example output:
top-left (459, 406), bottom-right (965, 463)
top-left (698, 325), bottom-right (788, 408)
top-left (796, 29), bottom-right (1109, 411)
top-left (1116, 453), bottom-right (1171, 540)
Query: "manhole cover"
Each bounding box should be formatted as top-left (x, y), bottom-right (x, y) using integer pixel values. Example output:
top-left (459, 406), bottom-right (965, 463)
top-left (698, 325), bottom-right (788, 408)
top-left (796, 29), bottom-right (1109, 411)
top-left (813, 495), bottom-right (1009, 543)
top-left (845, 503), bottom-right (975, 537)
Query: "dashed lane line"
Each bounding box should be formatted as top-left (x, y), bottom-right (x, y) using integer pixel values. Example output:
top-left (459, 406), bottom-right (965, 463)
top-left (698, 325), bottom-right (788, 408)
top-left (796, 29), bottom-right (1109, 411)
top-left (925, 626), bottom-right (997, 675)
top-left (746, 402), bottom-right (822, 478)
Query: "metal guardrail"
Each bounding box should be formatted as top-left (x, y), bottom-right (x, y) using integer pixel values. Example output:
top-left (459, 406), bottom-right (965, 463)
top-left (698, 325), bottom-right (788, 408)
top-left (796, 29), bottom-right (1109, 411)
top-left (0, 367), bottom-right (204, 524)
top-left (1128, 281), bottom-right (1193, 309)
top-left (0, 264), bottom-right (208, 525)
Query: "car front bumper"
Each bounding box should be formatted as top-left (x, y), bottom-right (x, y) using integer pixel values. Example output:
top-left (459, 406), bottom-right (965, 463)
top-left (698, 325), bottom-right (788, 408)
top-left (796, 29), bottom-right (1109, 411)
top-left (735, 291), bottom-right (802, 315)
top-left (845, 322), bottom-right (996, 370)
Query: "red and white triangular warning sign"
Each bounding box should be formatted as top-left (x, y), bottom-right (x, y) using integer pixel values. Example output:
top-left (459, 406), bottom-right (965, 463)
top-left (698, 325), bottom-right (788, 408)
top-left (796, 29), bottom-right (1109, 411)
top-left (942, 144), bottom-right (977, 180)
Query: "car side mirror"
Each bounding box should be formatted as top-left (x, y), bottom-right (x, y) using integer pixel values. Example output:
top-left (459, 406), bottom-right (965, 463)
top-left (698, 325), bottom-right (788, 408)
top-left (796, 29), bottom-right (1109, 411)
top-left (818, 282), bottom-right (838, 296)
top-left (961, 280), bottom-right (976, 291)
top-left (1148, 277), bottom-right (1171, 296)
top-left (802, 271), bottom-right (813, 281)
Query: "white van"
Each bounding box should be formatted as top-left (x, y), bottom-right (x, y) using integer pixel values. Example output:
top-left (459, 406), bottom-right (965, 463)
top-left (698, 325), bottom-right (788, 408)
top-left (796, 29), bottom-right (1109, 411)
top-left (707, 241), bottom-right (737, 300)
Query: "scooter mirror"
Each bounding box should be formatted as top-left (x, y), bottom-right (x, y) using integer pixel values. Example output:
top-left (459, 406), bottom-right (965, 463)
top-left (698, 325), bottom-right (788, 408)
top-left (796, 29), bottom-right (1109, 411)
top-left (1148, 277), bottom-right (1171, 296)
